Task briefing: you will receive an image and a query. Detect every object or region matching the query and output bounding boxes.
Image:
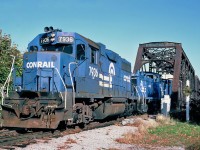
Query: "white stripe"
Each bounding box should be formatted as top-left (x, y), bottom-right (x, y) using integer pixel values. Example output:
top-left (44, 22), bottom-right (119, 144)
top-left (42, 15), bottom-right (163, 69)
top-left (99, 81), bottom-right (112, 88)
top-left (99, 73), bottom-right (103, 80)
top-left (99, 74), bottom-right (110, 81)
top-left (124, 75), bottom-right (131, 83)
top-left (104, 76), bottom-right (110, 81)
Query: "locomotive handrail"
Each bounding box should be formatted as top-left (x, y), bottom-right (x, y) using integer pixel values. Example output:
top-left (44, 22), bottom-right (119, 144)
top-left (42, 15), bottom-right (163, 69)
top-left (37, 67), bottom-right (67, 108)
top-left (136, 86), bottom-right (146, 111)
top-left (68, 62), bottom-right (77, 108)
top-left (1, 55), bottom-right (15, 105)
top-left (160, 84), bottom-right (164, 97)
top-left (54, 67), bottom-right (68, 109)
top-left (133, 85), bottom-right (140, 101)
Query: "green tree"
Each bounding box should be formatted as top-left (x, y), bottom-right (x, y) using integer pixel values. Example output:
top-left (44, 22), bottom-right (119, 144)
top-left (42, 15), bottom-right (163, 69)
top-left (0, 29), bottom-right (23, 95)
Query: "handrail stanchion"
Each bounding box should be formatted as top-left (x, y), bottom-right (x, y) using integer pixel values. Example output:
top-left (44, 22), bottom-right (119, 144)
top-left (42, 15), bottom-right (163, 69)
top-left (54, 67), bottom-right (67, 109)
top-left (68, 62), bottom-right (77, 108)
top-left (1, 55), bottom-right (15, 105)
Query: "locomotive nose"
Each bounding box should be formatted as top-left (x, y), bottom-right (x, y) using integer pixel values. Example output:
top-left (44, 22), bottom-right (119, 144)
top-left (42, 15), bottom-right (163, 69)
top-left (23, 52), bottom-right (61, 92)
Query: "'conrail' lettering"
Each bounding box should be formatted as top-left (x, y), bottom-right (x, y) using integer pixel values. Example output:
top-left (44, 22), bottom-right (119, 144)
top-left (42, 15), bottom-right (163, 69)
top-left (26, 61), bottom-right (55, 68)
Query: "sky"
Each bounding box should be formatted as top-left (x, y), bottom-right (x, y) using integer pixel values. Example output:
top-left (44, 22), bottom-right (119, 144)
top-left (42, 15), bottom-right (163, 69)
top-left (0, 0), bottom-right (200, 76)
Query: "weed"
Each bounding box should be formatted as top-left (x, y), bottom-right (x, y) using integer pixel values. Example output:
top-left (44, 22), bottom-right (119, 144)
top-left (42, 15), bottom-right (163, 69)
top-left (156, 114), bottom-right (175, 125)
top-left (117, 115), bottom-right (200, 149)
top-left (57, 138), bottom-right (76, 150)
top-left (65, 138), bottom-right (77, 144)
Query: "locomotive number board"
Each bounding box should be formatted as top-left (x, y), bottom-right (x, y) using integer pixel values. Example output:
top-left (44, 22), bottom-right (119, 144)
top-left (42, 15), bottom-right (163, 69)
top-left (58, 36), bottom-right (74, 43)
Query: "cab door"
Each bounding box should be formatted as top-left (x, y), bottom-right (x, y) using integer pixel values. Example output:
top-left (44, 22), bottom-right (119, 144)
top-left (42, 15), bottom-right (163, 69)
top-left (75, 40), bottom-right (88, 94)
top-left (76, 40), bottom-right (87, 77)
top-left (86, 46), bottom-right (100, 94)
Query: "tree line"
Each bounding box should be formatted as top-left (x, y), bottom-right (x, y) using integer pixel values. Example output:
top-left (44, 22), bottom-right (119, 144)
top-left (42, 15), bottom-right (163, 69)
top-left (0, 29), bottom-right (23, 97)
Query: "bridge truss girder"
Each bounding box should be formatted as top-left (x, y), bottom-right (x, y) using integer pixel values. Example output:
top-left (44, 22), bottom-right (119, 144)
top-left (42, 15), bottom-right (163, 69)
top-left (133, 42), bottom-right (195, 109)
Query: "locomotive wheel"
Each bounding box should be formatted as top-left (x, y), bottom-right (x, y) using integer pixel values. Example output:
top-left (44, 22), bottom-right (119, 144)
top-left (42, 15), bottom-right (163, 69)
top-left (78, 122), bottom-right (86, 129)
top-left (16, 128), bottom-right (28, 134)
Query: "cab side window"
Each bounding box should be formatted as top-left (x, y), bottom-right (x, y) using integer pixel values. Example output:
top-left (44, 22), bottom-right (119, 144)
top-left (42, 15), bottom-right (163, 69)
top-left (77, 44), bottom-right (85, 60)
top-left (30, 46), bottom-right (38, 52)
top-left (90, 46), bottom-right (97, 64)
top-left (63, 45), bottom-right (73, 54)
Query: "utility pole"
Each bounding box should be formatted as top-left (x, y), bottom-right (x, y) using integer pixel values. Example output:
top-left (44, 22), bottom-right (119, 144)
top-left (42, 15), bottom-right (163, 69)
top-left (186, 80), bottom-right (190, 122)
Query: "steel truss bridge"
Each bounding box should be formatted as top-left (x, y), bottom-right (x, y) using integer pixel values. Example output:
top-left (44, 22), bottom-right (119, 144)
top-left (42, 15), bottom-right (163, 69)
top-left (133, 42), bottom-right (196, 110)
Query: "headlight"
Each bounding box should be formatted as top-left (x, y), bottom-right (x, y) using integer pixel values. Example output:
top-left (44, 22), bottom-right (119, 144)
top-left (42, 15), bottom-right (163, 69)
top-left (50, 37), bottom-right (55, 42)
top-left (51, 33), bottom-right (56, 37)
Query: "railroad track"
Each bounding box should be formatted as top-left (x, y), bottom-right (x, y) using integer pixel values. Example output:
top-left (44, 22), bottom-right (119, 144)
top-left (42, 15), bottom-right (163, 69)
top-left (0, 122), bottom-right (120, 149)
top-left (0, 129), bottom-right (17, 137)
top-left (0, 129), bottom-right (61, 149)
top-left (0, 115), bottom-right (146, 149)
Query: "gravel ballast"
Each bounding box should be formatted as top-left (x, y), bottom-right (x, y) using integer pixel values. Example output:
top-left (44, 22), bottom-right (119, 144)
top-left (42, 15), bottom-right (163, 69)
top-left (13, 117), bottom-right (185, 150)
top-left (15, 125), bottom-right (143, 150)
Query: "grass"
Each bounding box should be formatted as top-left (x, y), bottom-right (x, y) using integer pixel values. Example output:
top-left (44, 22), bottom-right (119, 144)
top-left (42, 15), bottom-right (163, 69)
top-left (116, 115), bottom-right (200, 149)
top-left (148, 122), bottom-right (200, 148)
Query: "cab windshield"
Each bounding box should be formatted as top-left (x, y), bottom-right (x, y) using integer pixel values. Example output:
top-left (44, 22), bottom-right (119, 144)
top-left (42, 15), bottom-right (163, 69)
top-left (42, 44), bottom-right (73, 54)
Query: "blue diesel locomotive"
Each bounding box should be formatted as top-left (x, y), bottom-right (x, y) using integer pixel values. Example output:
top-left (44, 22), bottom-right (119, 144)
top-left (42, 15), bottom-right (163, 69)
top-left (1, 27), bottom-right (171, 130)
